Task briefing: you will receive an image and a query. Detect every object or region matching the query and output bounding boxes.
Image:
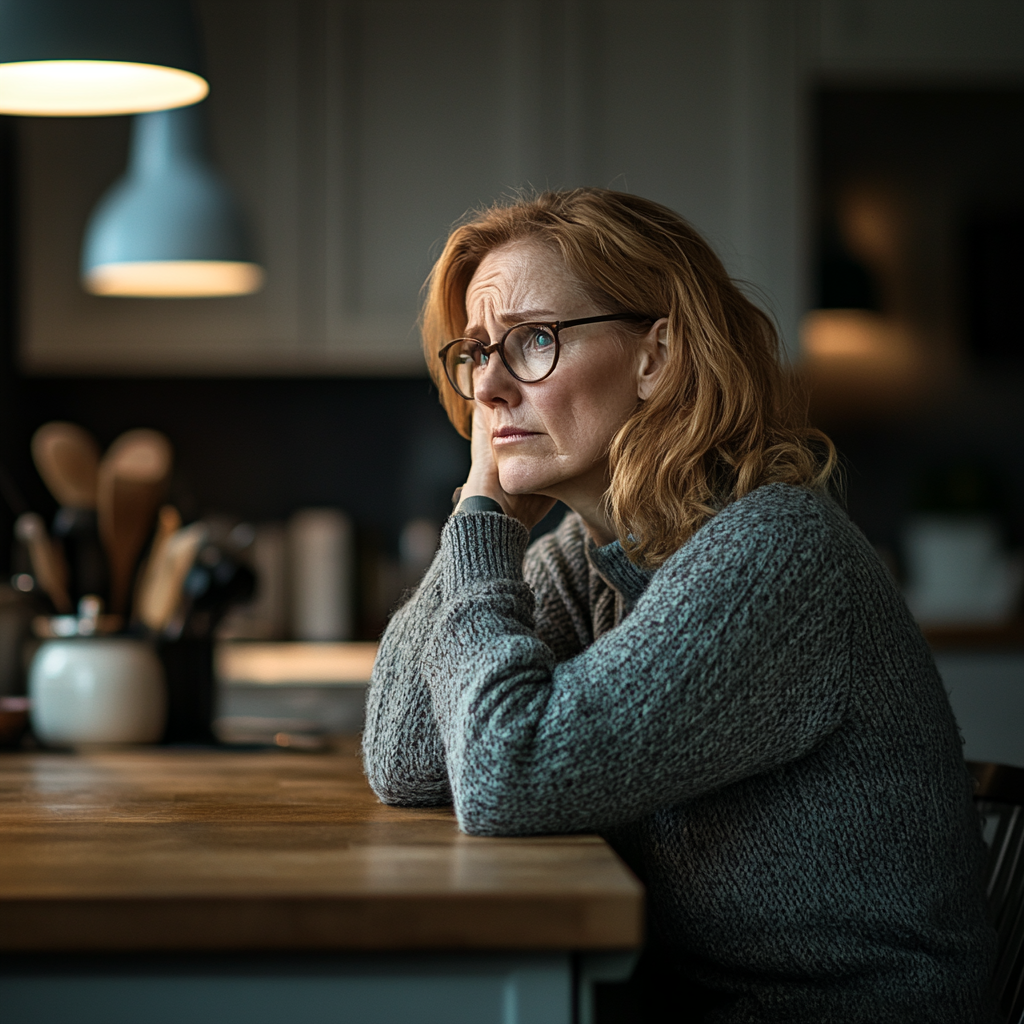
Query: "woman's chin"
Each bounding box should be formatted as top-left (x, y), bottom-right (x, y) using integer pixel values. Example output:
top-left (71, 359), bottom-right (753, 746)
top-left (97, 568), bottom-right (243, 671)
top-left (497, 463), bottom-right (560, 498)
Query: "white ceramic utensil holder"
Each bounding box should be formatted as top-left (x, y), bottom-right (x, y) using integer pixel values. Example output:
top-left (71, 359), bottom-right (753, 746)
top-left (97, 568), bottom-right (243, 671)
top-left (29, 638), bottom-right (166, 746)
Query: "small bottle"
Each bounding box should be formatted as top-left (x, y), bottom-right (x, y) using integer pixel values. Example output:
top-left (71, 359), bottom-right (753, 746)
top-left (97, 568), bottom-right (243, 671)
top-left (288, 509), bottom-right (353, 641)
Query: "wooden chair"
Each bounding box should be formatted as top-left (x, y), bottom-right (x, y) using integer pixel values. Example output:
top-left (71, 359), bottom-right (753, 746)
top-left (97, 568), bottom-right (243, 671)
top-left (968, 761), bottom-right (1024, 1023)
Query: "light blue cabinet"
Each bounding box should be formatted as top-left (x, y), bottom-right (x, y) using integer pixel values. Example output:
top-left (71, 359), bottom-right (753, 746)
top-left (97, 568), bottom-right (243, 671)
top-left (0, 951), bottom-right (638, 1024)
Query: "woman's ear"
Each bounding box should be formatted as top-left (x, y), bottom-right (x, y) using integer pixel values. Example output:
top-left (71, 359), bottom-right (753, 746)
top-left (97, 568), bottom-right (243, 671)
top-left (636, 318), bottom-right (670, 400)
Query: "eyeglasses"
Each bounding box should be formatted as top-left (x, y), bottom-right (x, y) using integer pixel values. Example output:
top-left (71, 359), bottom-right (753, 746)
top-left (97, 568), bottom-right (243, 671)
top-left (438, 313), bottom-right (652, 401)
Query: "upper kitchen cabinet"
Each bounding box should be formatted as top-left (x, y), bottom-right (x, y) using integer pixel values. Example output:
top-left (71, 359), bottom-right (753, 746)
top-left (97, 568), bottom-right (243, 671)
top-left (17, 1), bottom-right (1023, 376)
top-left (16, 0), bottom-right (806, 374)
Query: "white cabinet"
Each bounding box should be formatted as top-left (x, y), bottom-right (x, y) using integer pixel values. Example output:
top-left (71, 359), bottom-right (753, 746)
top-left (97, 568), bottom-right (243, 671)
top-left (17, 1), bottom-right (1022, 376)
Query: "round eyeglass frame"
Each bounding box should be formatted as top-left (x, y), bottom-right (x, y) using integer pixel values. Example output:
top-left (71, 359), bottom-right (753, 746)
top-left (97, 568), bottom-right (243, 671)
top-left (437, 313), bottom-right (653, 401)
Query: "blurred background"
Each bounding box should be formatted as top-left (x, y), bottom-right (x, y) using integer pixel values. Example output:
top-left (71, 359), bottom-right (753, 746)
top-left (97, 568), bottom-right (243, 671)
top-left (0, 1), bottom-right (1021, 751)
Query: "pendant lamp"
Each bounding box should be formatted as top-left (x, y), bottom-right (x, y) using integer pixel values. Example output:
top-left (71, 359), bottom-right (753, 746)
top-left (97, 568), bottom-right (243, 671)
top-left (0, 0), bottom-right (207, 116)
top-left (81, 104), bottom-right (264, 298)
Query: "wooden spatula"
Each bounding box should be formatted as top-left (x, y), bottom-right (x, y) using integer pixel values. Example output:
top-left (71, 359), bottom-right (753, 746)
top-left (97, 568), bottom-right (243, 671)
top-left (97, 429), bottom-right (174, 617)
top-left (30, 422), bottom-right (101, 509)
top-left (135, 505), bottom-right (183, 630)
top-left (137, 520), bottom-right (208, 634)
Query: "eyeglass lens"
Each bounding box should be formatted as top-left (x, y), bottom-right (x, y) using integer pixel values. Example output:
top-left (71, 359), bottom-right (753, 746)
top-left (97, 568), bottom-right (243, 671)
top-left (445, 323), bottom-right (558, 399)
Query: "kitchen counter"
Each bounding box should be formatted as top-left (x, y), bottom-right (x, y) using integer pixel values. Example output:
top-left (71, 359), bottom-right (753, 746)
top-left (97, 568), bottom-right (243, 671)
top-left (0, 740), bottom-right (642, 1024)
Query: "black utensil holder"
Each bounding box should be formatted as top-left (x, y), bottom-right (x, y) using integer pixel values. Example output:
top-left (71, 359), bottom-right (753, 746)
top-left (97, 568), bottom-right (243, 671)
top-left (158, 638), bottom-right (217, 744)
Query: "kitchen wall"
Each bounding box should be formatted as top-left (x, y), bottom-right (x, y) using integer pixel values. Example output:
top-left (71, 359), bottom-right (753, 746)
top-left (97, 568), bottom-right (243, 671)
top-left (1, 0), bottom-right (1022, 644)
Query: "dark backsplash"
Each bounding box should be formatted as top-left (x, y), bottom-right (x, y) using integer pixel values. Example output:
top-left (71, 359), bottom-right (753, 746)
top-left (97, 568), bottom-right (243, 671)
top-left (3, 374), bottom-right (470, 549)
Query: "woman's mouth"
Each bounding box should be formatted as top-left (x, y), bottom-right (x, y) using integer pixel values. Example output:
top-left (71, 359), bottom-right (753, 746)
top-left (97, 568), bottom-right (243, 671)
top-left (492, 426), bottom-right (540, 445)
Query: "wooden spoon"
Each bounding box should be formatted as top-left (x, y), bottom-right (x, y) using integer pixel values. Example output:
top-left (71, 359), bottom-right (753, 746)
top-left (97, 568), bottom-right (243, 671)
top-left (135, 505), bottom-right (183, 630)
top-left (30, 422), bottom-right (100, 509)
top-left (137, 521), bottom-right (208, 634)
top-left (97, 429), bottom-right (174, 617)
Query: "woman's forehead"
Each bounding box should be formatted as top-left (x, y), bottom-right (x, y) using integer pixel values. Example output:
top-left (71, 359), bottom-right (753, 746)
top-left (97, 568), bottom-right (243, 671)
top-left (464, 242), bottom-right (585, 324)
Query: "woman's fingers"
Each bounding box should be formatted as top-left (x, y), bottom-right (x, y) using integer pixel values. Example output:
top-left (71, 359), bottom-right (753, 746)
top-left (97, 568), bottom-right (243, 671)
top-left (469, 406), bottom-right (496, 475)
top-left (459, 407), bottom-right (506, 509)
top-left (458, 408), bottom-right (555, 529)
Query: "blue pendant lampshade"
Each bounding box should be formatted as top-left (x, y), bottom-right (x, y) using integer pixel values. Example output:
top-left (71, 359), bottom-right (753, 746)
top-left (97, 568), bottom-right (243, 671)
top-left (0, 0), bottom-right (208, 116)
top-left (81, 104), bottom-right (264, 297)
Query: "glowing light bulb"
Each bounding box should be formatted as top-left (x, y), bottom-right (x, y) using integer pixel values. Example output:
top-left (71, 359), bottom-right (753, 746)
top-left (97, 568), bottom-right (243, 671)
top-left (0, 60), bottom-right (207, 116)
top-left (84, 261), bottom-right (264, 298)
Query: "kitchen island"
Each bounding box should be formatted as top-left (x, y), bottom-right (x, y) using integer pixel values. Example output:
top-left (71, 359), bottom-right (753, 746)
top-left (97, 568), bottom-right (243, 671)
top-left (0, 740), bottom-right (642, 1024)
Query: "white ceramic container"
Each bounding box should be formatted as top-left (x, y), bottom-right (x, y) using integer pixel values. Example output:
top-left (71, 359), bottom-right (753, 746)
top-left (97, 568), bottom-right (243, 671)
top-left (29, 638), bottom-right (166, 746)
top-left (903, 515), bottom-right (1024, 626)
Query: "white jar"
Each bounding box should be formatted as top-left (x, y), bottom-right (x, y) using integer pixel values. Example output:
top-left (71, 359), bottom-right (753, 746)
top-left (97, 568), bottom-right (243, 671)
top-left (29, 638), bottom-right (166, 746)
top-left (903, 515), bottom-right (1023, 626)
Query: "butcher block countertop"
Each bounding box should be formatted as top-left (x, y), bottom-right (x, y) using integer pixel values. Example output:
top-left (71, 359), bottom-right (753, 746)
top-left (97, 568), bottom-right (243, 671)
top-left (0, 740), bottom-right (643, 954)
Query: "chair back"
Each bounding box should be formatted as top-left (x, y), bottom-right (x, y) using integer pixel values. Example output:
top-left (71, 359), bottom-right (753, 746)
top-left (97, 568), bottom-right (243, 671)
top-left (969, 761), bottom-right (1024, 1023)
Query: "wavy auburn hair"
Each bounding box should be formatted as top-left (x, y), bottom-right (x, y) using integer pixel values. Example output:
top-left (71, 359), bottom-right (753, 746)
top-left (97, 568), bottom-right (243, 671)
top-left (421, 188), bottom-right (836, 569)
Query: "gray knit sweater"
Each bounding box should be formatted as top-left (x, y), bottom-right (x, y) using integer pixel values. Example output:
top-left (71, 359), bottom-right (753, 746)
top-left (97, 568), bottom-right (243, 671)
top-left (363, 483), bottom-right (995, 1022)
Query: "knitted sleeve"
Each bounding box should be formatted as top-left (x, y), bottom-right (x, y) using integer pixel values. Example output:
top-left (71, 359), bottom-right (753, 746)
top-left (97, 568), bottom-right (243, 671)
top-left (363, 511), bottom-right (602, 805)
top-left (362, 551), bottom-right (452, 805)
top-left (421, 486), bottom-right (853, 836)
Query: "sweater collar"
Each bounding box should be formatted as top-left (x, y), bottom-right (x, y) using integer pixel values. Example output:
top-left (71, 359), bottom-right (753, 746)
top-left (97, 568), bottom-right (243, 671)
top-left (586, 537), bottom-right (654, 606)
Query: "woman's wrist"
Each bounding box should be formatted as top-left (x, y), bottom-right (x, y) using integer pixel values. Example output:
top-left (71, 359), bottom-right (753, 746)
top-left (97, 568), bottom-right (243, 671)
top-left (455, 494), bottom-right (506, 515)
top-left (452, 473), bottom-right (510, 515)
top-left (453, 481), bottom-right (557, 530)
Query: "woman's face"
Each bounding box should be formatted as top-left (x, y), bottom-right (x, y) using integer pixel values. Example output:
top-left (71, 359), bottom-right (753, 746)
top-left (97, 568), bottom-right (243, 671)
top-left (463, 241), bottom-right (656, 510)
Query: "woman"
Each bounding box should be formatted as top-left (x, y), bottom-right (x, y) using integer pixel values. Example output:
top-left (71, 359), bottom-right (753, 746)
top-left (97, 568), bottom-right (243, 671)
top-left (363, 188), bottom-right (993, 1021)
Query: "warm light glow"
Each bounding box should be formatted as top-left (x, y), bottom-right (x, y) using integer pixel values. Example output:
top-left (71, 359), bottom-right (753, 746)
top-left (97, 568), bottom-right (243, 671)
top-left (0, 60), bottom-right (207, 116)
top-left (84, 261), bottom-right (264, 297)
top-left (216, 642), bottom-right (380, 686)
top-left (801, 309), bottom-right (905, 361)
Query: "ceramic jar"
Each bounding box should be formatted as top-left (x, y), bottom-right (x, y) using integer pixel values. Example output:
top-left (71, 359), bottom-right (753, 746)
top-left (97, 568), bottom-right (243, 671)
top-left (29, 638), bottom-right (166, 746)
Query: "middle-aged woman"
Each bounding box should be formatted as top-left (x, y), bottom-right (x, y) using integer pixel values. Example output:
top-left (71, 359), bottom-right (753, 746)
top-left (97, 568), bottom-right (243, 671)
top-left (362, 188), bottom-right (994, 1022)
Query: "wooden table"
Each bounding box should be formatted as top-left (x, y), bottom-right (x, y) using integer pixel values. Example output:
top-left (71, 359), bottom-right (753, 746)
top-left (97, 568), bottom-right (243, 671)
top-left (0, 740), bottom-right (643, 1024)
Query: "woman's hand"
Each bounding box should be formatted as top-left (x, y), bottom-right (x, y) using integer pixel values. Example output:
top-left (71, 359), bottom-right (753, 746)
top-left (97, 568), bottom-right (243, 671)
top-left (457, 407), bottom-right (556, 529)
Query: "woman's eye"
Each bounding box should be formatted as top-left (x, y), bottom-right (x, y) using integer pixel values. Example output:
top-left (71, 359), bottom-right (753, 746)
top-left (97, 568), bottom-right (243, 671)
top-left (532, 330), bottom-right (554, 349)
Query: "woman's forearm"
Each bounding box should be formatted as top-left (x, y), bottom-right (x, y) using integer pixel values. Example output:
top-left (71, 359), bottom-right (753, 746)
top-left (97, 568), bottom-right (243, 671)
top-left (362, 556), bottom-right (453, 806)
top-left (363, 508), bottom-right (593, 806)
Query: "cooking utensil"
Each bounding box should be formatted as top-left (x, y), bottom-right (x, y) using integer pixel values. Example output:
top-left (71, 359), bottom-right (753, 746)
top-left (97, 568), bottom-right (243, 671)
top-left (181, 545), bottom-right (256, 637)
top-left (133, 505), bottom-right (182, 623)
top-left (137, 521), bottom-right (208, 634)
top-left (157, 537), bottom-right (255, 745)
top-left (135, 506), bottom-right (184, 631)
top-left (97, 429), bottom-right (173, 617)
top-left (52, 506), bottom-right (107, 603)
top-left (31, 422), bottom-right (101, 509)
top-left (14, 512), bottom-right (71, 612)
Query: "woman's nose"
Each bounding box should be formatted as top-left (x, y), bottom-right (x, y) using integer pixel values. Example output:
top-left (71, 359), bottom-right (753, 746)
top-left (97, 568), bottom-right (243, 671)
top-left (473, 351), bottom-right (519, 405)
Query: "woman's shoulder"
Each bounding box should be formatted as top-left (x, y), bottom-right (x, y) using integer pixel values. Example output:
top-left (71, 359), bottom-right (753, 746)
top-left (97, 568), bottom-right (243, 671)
top-left (663, 482), bottom-right (862, 582)
top-left (710, 482), bottom-right (850, 543)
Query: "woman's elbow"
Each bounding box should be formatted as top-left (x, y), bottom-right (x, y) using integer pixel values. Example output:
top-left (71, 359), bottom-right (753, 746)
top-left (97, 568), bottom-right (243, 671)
top-left (363, 747), bottom-right (453, 808)
top-left (450, 767), bottom-right (538, 836)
